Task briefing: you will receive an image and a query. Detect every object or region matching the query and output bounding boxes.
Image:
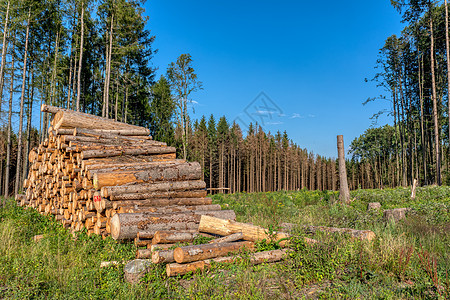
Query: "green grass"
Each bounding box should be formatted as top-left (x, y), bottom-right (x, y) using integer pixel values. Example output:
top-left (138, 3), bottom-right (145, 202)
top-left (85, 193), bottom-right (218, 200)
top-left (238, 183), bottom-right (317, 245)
top-left (1, 186), bottom-right (449, 299)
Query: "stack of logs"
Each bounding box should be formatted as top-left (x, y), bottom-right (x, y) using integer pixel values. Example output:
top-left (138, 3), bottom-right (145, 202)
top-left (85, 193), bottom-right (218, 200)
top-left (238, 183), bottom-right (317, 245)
top-left (17, 105), bottom-right (235, 238)
top-left (130, 215), bottom-right (293, 278)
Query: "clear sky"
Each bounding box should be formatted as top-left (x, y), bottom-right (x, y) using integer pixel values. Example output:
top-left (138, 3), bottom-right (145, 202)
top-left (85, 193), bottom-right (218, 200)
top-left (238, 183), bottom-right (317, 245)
top-left (145, 1), bottom-right (403, 158)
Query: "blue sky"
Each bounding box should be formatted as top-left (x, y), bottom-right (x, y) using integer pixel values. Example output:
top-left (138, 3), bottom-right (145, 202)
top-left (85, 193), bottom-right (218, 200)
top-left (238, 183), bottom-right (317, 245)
top-left (144, 1), bottom-right (404, 158)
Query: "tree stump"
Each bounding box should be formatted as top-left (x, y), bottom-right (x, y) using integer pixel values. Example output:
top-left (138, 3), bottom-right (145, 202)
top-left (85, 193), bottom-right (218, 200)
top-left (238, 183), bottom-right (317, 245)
top-left (383, 208), bottom-right (410, 223)
top-left (367, 202), bottom-right (381, 211)
top-left (123, 259), bottom-right (151, 284)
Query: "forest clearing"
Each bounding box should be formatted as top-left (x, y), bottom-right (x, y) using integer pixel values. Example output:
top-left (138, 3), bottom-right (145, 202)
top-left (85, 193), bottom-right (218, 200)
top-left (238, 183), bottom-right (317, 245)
top-left (0, 186), bottom-right (449, 299)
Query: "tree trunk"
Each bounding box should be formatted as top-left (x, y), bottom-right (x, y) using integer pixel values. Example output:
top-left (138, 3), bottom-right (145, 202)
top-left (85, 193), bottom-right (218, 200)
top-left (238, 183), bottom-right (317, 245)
top-left (76, 1), bottom-right (84, 111)
top-left (337, 135), bottom-right (350, 203)
top-left (430, 13), bottom-right (441, 185)
top-left (166, 249), bottom-right (289, 277)
top-left (52, 109), bottom-right (151, 133)
top-left (0, 0), bottom-right (10, 114)
top-left (22, 66), bottom-right (34, 185)
top-left (173, 241), bottom-right (255, 264)
top-left (152, 231), bottom-right (199, 244)
top-left (198, 215), bottom-right (290, 246)
top-left (104, 13), bottom-right (114, 118)
top-left (14, 7), bottom-right (31, 195)
top-left (92, 161), bottom-right (201, 189)
top-left (4, 37), bottom-right (14, 197)
top-left (110, 210), bottom-right (236, 240)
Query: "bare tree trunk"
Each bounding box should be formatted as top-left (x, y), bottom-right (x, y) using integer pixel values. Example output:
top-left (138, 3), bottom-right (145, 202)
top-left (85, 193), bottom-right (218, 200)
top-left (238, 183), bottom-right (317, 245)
top-left (430, 15), bottom-right (441, 185)
top-left (76, 1), bottom-right (84, 112)
top-left (15, 8), bottom-right (31, 194)
top-left (337, 135), bottom-right (350, 203)
top-left (446, 0), bottom-right (450, 171)
top-left (4, 37), bottom-right (14, 197)
top-left (22, 67), bottom-right (33, 185)
top-left (50, 29), bottom-right (60, 106)
top-left (0, 0), bottom-right (10, 114)
top-left (104, 13), bottom-right (114, 118)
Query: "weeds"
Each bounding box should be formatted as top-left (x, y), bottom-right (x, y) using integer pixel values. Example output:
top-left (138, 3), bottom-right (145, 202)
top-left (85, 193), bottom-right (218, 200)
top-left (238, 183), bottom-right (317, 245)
top-left (0, 186), bottom-right (449, 299)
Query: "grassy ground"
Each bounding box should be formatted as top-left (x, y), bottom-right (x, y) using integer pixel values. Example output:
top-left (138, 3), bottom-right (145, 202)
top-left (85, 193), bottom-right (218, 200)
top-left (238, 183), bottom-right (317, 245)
top-left (0, 186), bottom-right (449, 299)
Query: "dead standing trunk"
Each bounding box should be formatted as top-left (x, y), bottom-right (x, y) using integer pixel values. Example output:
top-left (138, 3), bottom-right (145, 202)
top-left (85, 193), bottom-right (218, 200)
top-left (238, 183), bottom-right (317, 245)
top-left (4, 36), bottom-right (14, 197)
top-left (76, 1), bottom-right (84, 112)
top-left (430, 10), bottom-right (441, 186)
top-left (14, 7), bottom-right (31, 195)
top-left (337, 135), bottom-right (350, 203)
top-left (0, 0), bottom-right (10, 113)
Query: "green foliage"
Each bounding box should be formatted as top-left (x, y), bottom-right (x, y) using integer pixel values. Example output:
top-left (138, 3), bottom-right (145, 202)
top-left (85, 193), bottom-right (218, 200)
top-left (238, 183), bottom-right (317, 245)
top-left (1, 185), bottom-right (450, 299)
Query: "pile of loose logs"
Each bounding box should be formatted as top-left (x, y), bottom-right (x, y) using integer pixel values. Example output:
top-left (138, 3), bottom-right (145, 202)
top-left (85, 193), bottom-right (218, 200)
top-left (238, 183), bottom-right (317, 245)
top-left (124, 215), bottom-right (295, 279)
top-left (17, 105), bottom-right (235, 238)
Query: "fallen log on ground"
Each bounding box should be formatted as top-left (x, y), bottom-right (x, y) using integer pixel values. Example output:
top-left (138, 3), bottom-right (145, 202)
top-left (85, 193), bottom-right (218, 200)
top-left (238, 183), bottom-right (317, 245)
top-left (199, 215), bottom-right (290, 246)
top-left (152, 249), bottom-right (175, 264)
top-left (173, 241), bottom-right (255, 264)
top-left (166, 249), bottom-right (289, 277)
top-left (302, 225), bottom-right (376, 241)
top-left (208, 232), bottom-right (243, 244)
top-left (152, 230), bottom-right (200, 244)
top-left (111, 210), bottom-right (236, 240)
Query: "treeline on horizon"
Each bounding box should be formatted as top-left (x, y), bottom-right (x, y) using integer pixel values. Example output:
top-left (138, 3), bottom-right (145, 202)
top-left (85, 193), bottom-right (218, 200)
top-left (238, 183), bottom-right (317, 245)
top-left (3, 0), bottom-right (450, 197)
top-left (350, 1), bottom-right (450, 189)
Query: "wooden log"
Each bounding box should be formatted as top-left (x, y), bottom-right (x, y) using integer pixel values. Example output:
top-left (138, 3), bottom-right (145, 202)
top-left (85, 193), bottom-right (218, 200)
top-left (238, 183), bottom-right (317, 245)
top-left (118, 204), bottom-right (222, 214)
top-left (101, 180), bottom-right (206, 198)
top-left (81, 155), bottom-right (173, 170)
top-left (80, 146), bottom-right (176, 160)
top-left (301, 225), bottom-right (376, 241)
top-left (96, 197), bottom-right (212, 214)
top-left (150, 244), bottom-right (176, 251)
top-left (152, 231), bottom-right (199, 244)
top-left (174, 241), bottom-right (255, 264)
top-left (52, 109), bottom-right (150, 134)
top-left (93, 162), bottom-right (201, 189)
top-left (85, 159), bottom-right (186, 177)
top-left (41, 103), bottom-right (70, 114)
top-left (109, 191), bottom-right (208, 201)
top-left (198, 215), bottom-right (290, 246)
top-left (123, 259), bottom-right (151, 284)
top-left (57, 127), bottom-right (152, 137)
top-left (152, 249), bottom-right (175, 264)
top-left (111, 210), bottom-right (236, 240)
top-left (136, 249), bottom-right (153, 259)
top-left (166, 249), bottom-right (289, 277)
top-left (209, 232), bottom-right (243, 244)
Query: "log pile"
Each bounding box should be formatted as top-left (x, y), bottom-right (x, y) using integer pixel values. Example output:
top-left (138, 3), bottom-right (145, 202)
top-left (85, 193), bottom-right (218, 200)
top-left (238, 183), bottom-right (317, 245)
top-left (17, 105), bottom-right (234, 238)
top-left (136, 215), bottom-right (299, 277)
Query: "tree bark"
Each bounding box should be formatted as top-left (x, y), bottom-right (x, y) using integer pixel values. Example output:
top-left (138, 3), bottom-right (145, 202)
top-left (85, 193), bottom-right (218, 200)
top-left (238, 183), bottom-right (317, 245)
top-left (430, 12), bottom-right (441, 186)
top-left (15, 7), bottom-right (31, 195)
top-left (92, 161), bottom-right (201, 189)
top-left (0, 0), bottom-right (10, 114)
top-left (152, 230), bottom-right (199, 244)
top-left (198, 215), bottom-right (289, 246)
top-left (166, 249), bottom-right (289, 277)
top-left (151, 249), bottom-right (175, 263)
top-left (100, 180), bottom-right (205, 198)
top-left (4, 36), bottom-right (14, 196)
top-left (173, 241), bottom-right (255, 264)
top-left (337, 135), bottom-right (350, 203)
top-left (52, 109), bottom-right (150, 133)
top-left (111, 210), bottom-right (236, 240)
top-left (76, 1), bottom-right (84, 111)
